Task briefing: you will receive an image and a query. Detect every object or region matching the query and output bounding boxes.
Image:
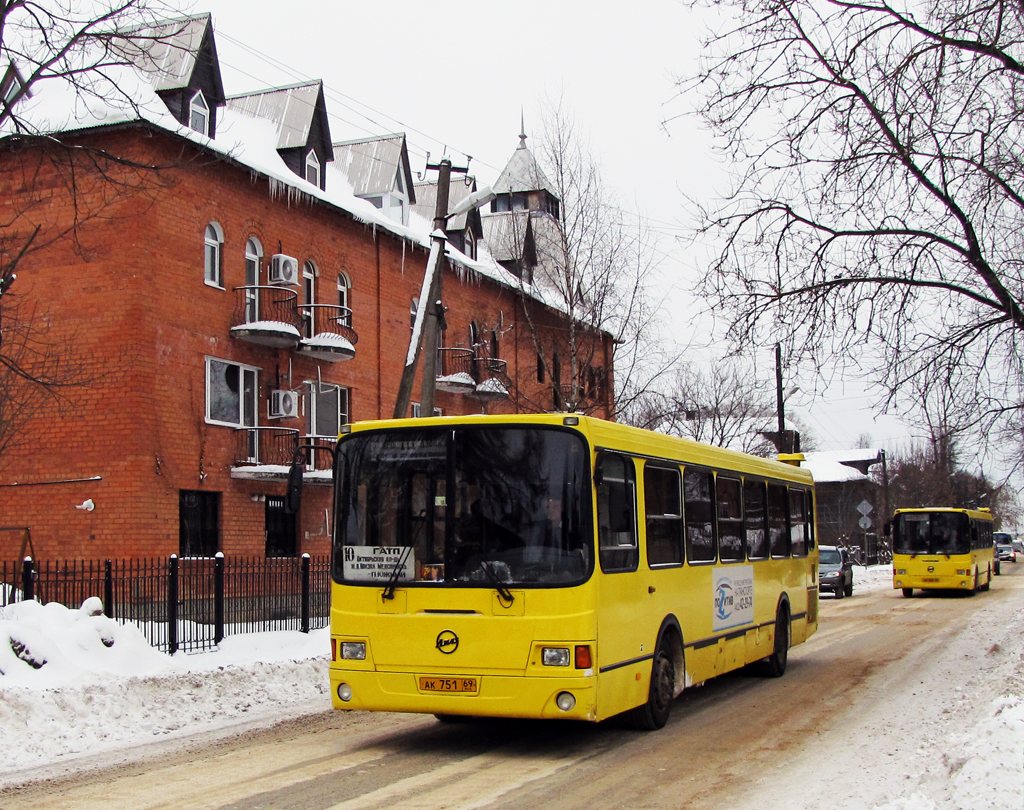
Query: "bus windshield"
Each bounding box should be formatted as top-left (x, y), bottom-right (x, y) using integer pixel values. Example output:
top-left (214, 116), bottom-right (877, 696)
top-left (333, 425), bottom-right (592, 587)
top-left (893, 512), bottom-right (970, 555)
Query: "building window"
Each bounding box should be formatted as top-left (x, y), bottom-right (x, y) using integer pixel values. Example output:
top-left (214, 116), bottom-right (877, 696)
top-left (204, 222), bottom-right (223, 287)
top-left (244, 237), bottom-right (262, 322)
top-left (302, 260), bottom-right (316, 338)
top-left (305, 149), bottom-right (321, 188)
top-left (308, 382), bottom-right (349, 438)
top-left (537, 352), bottom-right (545, 383)
top-left (265, 496), bottom-right (297, 557)
top-left (179, 490), bottom-right (219, 557)
top-left (189, 90), bottom-right (210, 136)
top-left (463, 232), bottom-right (476, 259)
top-left (337, 272), bottom-right (351, 326)
top-left (206, 357), bottom-right (258, 428)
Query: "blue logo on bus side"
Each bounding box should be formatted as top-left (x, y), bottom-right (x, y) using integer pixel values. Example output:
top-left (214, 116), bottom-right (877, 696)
top-left (714, 580), bottom-right (735, 621)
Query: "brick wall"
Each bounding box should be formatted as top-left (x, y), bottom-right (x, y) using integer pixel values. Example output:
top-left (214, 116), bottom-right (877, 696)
top-left (0, 126), bottom-right (610, 560)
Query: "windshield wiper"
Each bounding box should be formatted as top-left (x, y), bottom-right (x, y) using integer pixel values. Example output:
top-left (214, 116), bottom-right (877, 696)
top-left (382, 546), bottom-right (414, 601)
top-left (480, 561), bottom-right (515, 607)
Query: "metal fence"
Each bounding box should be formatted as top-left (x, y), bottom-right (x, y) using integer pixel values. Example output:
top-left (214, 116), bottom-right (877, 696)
top-left (0, 553), bottom-right (331, 654)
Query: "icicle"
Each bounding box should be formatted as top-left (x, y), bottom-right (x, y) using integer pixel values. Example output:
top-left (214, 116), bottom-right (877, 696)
top-left (401, 239), bottom-right (406, 276)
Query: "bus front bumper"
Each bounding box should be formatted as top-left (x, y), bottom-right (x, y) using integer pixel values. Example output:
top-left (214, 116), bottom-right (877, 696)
top-left (329, 666), bottom-right (598, 721)
top-left (893, 572), bottom-right (974, 591)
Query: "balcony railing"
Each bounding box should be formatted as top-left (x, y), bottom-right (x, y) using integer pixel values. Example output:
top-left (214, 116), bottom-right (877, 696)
top-left (230, 286), bottom-right (301, 348)
top-left (297, 304), bottom-right (358, 362)
top-left (231, 426), bottom-right (300, 476)
top-left (435, 347), bottom-right (476, 393)
top-left (300, 434), bottom-right (338, 479)
top-left (472, 357), bottom-right (510, 401)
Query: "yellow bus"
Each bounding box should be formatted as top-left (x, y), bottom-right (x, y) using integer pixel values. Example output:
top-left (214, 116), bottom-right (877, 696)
top-left (327, 414), bottom-right (818, 729)
top-left (889, 507), bottom-right (995, 597)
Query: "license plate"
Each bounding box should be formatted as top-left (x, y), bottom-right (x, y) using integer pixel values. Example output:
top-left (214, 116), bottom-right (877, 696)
top-left (922, 577), bottom-right (939, 582)
top-left (418, 676), bottom-right (478, 693)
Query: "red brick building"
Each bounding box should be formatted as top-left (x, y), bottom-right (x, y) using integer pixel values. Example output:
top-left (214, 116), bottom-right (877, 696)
top-left (0, 14), bottom-right (613, 561)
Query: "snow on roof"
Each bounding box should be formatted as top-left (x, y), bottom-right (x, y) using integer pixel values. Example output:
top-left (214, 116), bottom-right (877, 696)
top-left (226, 80), bottom-right (326, 153)
top-left (492, 135), bottom-right (558, 197)
top-left (0, 16), bottom-right (587, 327)
top-left (801, 450), bottom-right (883, 483)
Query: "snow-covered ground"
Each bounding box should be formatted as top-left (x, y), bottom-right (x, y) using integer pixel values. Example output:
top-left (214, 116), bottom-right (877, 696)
top-left (1, 567), bottom-right (1021, 807)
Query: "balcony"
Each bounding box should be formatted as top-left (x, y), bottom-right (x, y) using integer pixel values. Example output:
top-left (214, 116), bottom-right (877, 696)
top-left (300, 434), bottom-right (338, 486)
top-left (435, 347), bottom-right (476, 394)
top-left (472, 357), bottom-right (510, 401)
top-left (230, 286), bottom-right (301, 349)
top-left (297, 304), bottom-right (357, 362)
top-left (230, 426), bottom-right (300, 480)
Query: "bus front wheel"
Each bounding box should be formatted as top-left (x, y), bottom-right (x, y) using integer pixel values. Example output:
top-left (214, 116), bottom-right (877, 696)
top-left (902, 588), bottom-right (913, 598)
top-left (628, 645), bottom-right (676, 730)
top-left (760, 607), bottom-right (789, 678)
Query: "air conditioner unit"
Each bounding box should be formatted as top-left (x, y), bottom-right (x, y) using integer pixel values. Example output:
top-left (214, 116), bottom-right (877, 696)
top-left (269, 254), bottom-right (298, 285)
top-left (269, 389), bottom-right (299, 419)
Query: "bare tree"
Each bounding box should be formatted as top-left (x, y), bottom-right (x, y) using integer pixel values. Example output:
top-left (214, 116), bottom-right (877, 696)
top-left (0, 1), bottom-right (181, 456)
top-left (632, 360), bottom-right (777, 454)
top-left (678, 0), bottom-right (1024, 462)
top-left (490, 102), bottom-right (675, 418)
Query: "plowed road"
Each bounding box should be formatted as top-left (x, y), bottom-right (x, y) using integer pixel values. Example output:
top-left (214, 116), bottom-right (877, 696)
top-left (3, 567), bottom-right (1021, 809)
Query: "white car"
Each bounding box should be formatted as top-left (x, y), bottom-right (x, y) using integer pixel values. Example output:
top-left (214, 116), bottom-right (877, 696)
top-left (994, 532), bottom-right (1016, 563)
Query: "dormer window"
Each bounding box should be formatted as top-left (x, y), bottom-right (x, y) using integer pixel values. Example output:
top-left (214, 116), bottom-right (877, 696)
top-left (1, 63), bottom-right (27, 109)
top-left (305, 150), bottom-right (321, 188)
top-left (189, 90), bottom-right (210, 136)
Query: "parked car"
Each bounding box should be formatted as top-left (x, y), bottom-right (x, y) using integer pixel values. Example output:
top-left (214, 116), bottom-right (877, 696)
top-left (1013, 538), bottom-right (1024, 555)
top-left (994, 532), bottom-right (1016, 563)
top-left (819, 545), bottom-right (854, 598)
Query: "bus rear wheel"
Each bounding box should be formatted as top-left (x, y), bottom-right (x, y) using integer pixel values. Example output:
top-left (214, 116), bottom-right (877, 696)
top-left (628, 645), bottom-right (676, 730)
top-left (902, 588), bottom-right (913, 597)
top-left (760, 607), bottom-right (789, 678)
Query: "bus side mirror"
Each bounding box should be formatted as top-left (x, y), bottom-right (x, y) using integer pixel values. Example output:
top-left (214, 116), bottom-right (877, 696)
top-left (285, 451), bottom-right (305, 515)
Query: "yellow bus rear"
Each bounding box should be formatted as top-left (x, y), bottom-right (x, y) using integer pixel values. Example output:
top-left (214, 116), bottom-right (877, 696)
top-left (328, 414), bottom-right (818, 729)
top-left (890, 507), bottom-right (995, 596)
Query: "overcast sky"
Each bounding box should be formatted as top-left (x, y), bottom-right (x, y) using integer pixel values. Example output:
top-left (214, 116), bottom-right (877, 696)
top-left (188, 0), bottom-right (921, 457)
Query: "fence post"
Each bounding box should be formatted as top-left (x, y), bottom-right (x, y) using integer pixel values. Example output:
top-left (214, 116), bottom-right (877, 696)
top-left (168, 555), bottom-right (179, 655)
top-left (104, 560), bottom-right (114, 618)
top-left (21, 556), bottom-right (34, 602)
top-left (301, 553), bottom-right (310, 634)
top-left (214, 552), bottom-right (225, 645)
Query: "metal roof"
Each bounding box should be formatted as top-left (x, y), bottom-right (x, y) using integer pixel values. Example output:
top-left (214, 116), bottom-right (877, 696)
top-left (413, 175), bottom-right (478, 230)
top-left (492, 136), bottom-right (558, 196)
top-left (227, 81), bottom-right (326, 153)
top-left (332, 133), bottom-right (415, 202)
top-left (123, 13), bottom-right (219, 96)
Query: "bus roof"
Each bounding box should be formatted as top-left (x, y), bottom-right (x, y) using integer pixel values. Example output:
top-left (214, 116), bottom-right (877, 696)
top-left (892, 506), bottom-right (995, 522)
top-left (342, 413), bottom-right (815, 486)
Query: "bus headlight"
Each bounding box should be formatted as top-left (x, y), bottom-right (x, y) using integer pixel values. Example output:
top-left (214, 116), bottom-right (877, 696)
top-left (555, 692), bottom-right (576, 712)
top-left (337, 683), bottom-right (353, 702)
top-left (341, 642), bottom-right (366, 660)
top-left (542, 647), bottom-right (571, 667)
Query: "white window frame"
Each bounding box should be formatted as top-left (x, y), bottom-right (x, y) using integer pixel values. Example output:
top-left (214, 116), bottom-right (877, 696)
top-left (244, 237), bottom-right (263, 322)
top-left (302, 260), bottom-right (316, 338)
top-left (205, 356), bottom-right (259, 429)
top-left (189, 90), bottom-right (210, 136)
top-left (337, 272), bottom-right (351, 326)
top-left (305, 149), bottom-right (321, 187)
top-left (204, 222), bottom-right (223, 288)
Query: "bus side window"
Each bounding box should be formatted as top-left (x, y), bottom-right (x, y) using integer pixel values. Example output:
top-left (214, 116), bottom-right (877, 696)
top-left (789, 488), bottom-right (808, 557)
top-left (767, 483), bottom-right (790, 558)
top-left (597, 453), bottom-right (638, 572)
top-left (744, 479), bottom-right (768, 560)
top-left (645, 465), bottom-right (684, 567)
top-left (684, 467), bottom-right (716, 564)
top-left (716, 476), bottom-right (744, 562)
